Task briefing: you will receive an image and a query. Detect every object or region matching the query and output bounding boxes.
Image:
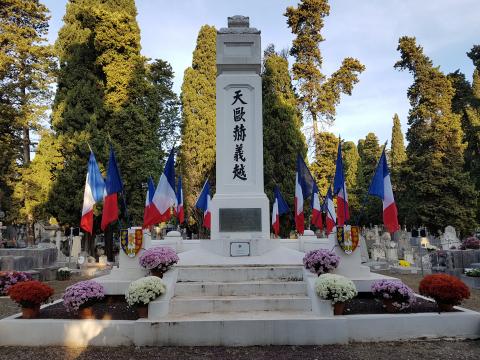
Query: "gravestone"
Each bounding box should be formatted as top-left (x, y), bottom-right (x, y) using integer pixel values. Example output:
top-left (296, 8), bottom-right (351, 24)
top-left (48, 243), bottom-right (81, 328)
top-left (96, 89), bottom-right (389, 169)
top-left (208, 16), bottom-right (271, 255)
top-left (440, 225), bottom-right (461, 250)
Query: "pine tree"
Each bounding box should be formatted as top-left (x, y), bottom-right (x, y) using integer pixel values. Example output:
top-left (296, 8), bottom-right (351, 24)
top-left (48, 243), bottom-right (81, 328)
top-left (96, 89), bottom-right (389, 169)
top-left (179, 25), bottom-right (217, 222)
top-left (310, 132), bottom-right (338, 195)
top-left (356, 133), bottom-right (382, 226)
top-left (262, 46), bottom-right (307, 236)
top-left (284, 0), bottom-right (364, 155)
top-left (395, 36), bottom-right (477, 235)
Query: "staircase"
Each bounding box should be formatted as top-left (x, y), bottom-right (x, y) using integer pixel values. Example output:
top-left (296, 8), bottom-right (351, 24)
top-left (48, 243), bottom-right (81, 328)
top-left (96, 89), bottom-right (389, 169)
top-left (169, 265), bottom-right (312, 315)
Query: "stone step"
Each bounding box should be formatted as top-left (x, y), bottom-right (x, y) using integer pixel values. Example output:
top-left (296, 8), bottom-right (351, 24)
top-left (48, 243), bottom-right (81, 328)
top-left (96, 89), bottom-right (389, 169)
top-left (170, 295), bottom-right (312, 314)
top-left (175, 280), bottom-right (307, 297)
top-left (177, 266), bottom-right (304, 283)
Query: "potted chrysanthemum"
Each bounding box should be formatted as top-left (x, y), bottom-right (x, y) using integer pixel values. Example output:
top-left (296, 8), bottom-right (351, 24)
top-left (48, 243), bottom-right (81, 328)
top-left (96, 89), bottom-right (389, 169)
top-left (0, 271), bottom-right (32, 296)
top-left (315, 273), bottom-right (357, 315)
top-left (8, 280), bottom-right (54, 319)
top-left (57, 267), bottom-right (73, 281)
top-left (125, 276), bottom-right (166, 318)
top-left (303, 249), bottom-right (340, 276)
top-left (371, 280), bottom-right (416, 312)
top-left (419, 274), bottom-right (470, 312)
top-left (63, 280), bottom-right (105, 319)
top-left (139, 247), bottom-right (179, 278)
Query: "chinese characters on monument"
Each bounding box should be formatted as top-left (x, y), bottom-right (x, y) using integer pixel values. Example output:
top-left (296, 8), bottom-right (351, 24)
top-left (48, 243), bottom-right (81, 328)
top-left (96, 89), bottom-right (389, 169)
top-left (232, 89), bottom-right (247, 181)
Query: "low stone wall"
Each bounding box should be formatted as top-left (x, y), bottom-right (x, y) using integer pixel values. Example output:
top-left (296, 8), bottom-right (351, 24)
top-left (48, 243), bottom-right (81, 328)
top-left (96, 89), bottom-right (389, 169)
top-left (0, 247), bottom-right (57, 271)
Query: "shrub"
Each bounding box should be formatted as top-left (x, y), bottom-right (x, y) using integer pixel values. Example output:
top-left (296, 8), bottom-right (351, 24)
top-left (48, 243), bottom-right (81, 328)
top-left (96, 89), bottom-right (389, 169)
top-left (303, 249), bottom-right (340, 276)
top-left (460, 237), bottom-right (480, 250)
top-left (315, 274), bottom-right (357, 304)
top-left (371, 280), bottom-right (416, 310)
top-left (465, 268), bottom-right (480, 277)
top-left (8, 280), bottom-right (53, 308)
top-left (63, 280), bottom-right (105, 312)
top-left (125, 276), bottom-right (166, 307)
top-left (139, 247), bottom-right (179, 272)
top-left (0, 271), bottom-right (32, 295)
top-left (419, 274), bottom-right (470, 305)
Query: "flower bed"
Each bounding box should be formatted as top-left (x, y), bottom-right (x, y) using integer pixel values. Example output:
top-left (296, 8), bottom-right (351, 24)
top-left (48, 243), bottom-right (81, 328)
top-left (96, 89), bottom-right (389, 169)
top-left (63, 280), bottom-right (105, 312)
top-left (139, 247), bottom-right (179, 277)
top-left (371, 280), bottom-right (415, 310)
top-left (303, 249), bottom-right (340, 276)
top-left (125, 276), bottom-right (166, 307)
top-left (0, 271), bottom-right (32, 296)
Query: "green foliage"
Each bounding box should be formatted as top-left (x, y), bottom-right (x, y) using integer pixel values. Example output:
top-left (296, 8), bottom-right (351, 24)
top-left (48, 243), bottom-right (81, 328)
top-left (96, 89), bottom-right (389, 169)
top-left (356, 133), bottom-right (382, 226)
top-left (395, 36), bottom-right (477, 235)
top-left (179, 25), bottom-right (217, 222)
top-left (285, 0), bottom-right (364, 153)
top-left (262, 46), bottom-right (307, 237)
top-left (342, 141), bottom-right (359, 216)
top-left (0, 0), bottom-right (55, 222)
top-left (310, 132), bottom-right (338, 195)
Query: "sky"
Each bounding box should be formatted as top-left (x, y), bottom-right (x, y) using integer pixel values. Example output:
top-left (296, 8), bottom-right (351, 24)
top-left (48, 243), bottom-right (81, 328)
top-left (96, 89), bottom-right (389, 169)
top-left (42, 0), bottom-right (480, 145)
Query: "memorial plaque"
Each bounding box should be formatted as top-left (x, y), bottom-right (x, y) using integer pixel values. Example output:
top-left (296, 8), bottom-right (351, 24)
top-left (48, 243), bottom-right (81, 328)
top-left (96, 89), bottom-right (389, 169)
top-left (219, 208), bottom-right (261, 232)
top-left (230, 242), bottom-right (250, 257)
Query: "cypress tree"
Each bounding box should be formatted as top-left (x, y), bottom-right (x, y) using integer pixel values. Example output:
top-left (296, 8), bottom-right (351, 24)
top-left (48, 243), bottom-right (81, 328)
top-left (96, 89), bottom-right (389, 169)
top-left (389, 113), bottom-right (406, 188)
top-left (179, 25), bottom-right (217, 222)
top-left (395, 36), bottom-right (477, 235)
top-left (262, 46), bottom-right (307, 236)
top-left (310, 132), bottom-right (338, 195)
top-left (356, 133), bottom-right (382, 226)
top-left (284, 0), bottom-right (364, 155)
top-left (342, 141), bottom-right (359, 217)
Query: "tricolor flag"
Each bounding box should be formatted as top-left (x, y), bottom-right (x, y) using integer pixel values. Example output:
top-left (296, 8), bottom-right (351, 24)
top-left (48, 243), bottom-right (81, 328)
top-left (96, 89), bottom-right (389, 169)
top-left (295, 154), bottom-right (315, 235)
top-left (195, 179), bottom-right (211, 229)
top-left (142, 176), bottom-right (156, 228)
top-left (271, 186), bottom-right (290, 237)
top-left (80, 151), bottom-right (105, 234)
top-left (325, 187), bottom-right (336, 235)
top-left (368, 150), bottom-right (400, 233)
top-left (311, 183), bottom-right (323, 229)
top-left (101, 147), bottom-right (123, 231)
top-left (333, 142), bottom-right (349, 226)
top-left (177, 175), bottom-right (184, 224)
top-left (144, 149), bottom-right (177, 226)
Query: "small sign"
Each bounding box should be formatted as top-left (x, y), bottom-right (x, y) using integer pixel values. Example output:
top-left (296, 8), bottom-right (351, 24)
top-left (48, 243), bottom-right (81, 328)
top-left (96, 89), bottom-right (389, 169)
top-left (230, 242), bottom-right (250, 257)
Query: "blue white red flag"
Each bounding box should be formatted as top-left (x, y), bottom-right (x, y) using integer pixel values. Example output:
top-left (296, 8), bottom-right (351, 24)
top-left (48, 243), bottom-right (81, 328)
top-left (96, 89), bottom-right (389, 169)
top-left (325, 187), bottom-right (336, 235)
top-left (271, 185), bottom-right (290, 236)
top-left (142, 176), bottom-right (156, 228)
top-left (368, 150), bottom-right (400, 233)
top-left (177, 176), bottom-right (184, 224)
top-left (196, 179), bottom-right (211, 229)
top-left (311, 183), bottom-right (323, 229)
top-left (80, 151), bottom-right (105, 234)
top-left (295, 154), bottom-right (315, 235)
top-left (333, 142), bottom-right (349, 226)
top-left (144, 149), bottom-right (177, 226)
top-left (101, 147), bottom-right (123, 231)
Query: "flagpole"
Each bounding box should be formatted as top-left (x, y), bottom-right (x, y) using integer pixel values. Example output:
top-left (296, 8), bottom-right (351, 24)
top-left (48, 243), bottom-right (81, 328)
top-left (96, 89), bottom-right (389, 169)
top-left (339, 136), bottom-right (348, 227)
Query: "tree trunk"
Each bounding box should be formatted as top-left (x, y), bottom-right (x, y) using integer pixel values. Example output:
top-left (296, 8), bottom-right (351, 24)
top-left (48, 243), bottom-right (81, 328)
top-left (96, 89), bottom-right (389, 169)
top-left (23, 126), bottom-right (30, 165)
top-left (311, 111), bottom-right (319, 159)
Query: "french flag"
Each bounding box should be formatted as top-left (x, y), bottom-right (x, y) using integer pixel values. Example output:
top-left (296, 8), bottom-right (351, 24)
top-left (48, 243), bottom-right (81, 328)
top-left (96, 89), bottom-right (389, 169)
top-left (144, 149), bottom-right (177, 226)
top-left (295, 154), bottom-right (315, 235)
top-left (142, 176), bottom-right (156, 228)
top-left (311, 183), bottom-right (323, 230)
top-left (271, 186), bottom-right (290, 237)
top-left (325, 187), bottom-right (336, 235)
top-left (177, 175), bottom-right (184, 224)
top-left (80, 151), bottom-right (105, 234)
top-left (333, 142), bottom-right (349, 226)
top-left (196, 179), bottom-right (211, 229)
top-left (368, 150), bottom-right (400, 233)
top-left (101, 147), bottom-right (123, 231)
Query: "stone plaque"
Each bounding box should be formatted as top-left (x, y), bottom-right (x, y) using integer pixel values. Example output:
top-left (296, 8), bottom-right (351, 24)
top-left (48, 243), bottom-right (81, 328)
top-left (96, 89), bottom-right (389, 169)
top-left (230, 242), bottom-right (250, 257)
top-left (219, 208), bottom-right (261, 232)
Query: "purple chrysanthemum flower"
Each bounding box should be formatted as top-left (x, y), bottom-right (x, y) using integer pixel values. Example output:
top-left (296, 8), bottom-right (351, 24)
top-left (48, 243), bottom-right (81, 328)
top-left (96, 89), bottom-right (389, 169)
top-left (303, 249), bottom-right (340, 276)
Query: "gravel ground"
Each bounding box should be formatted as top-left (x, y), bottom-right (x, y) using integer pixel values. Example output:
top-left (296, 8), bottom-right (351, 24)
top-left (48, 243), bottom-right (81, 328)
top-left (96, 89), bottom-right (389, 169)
top-left (0, 340), bottom-right (479, 360)
top-left (376, 271), bottom-right (480, 311)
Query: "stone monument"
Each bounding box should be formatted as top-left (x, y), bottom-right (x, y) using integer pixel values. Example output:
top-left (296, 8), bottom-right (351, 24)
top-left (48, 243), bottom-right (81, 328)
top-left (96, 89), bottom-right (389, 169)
top-left (207, 16), bottom-right (271, 256)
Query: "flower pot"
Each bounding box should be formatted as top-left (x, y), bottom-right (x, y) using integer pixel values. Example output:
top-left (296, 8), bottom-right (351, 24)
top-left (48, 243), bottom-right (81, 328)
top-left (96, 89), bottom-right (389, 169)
top-left (333, 302), bottom-right (345, 315)
top-left (21, 304), bottom-right (40, 319)
top-left (136, 304), bottom-right (148, 318)
top-left (383, 299), bottom-right (399, 313)
top-left (150, 269), bottom-right (164, 278)
top-left (78, 306), bottom-right (95, 319)
top-left (436, 301), bottom-right (454, 312)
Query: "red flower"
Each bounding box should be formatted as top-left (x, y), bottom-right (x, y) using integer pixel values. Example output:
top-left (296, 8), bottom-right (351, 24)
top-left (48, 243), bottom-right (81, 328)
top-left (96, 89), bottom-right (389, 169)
top-left (7, 280), bottom-right (54, 308)
top-left (419, 274), bottom-right (470, 305)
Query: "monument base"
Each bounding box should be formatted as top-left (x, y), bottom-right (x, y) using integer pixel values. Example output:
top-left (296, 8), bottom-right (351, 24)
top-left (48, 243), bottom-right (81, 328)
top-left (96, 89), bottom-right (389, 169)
top-left (201, 237), bottom-right (279, 257)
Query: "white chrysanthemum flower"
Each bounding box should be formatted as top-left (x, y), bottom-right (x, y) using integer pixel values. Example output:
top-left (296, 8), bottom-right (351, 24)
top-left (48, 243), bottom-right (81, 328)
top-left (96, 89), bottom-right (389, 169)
top-left (125, 276), bottom-right (166, 306)
top-left (315, 273), bottom-right (357, 304)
